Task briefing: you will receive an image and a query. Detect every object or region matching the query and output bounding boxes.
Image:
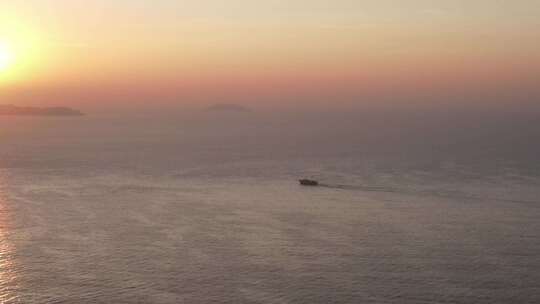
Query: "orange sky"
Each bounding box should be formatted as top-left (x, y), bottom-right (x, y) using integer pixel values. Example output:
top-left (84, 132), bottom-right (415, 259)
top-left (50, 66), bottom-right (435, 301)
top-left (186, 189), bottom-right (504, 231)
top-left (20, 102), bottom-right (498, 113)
top-left (0, 1), bottom-right (539, 110)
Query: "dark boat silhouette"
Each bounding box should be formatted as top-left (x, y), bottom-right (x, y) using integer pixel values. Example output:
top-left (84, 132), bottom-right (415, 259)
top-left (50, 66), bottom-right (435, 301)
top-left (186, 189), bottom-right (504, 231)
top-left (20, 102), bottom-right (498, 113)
top-left (299, 179), bottom-right (319, 186)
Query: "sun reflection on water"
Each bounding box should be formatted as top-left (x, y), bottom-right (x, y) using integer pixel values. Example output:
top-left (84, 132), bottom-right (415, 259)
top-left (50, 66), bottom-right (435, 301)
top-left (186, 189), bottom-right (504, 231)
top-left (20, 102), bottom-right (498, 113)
top-left (0, 184), bottom-right (19, 303)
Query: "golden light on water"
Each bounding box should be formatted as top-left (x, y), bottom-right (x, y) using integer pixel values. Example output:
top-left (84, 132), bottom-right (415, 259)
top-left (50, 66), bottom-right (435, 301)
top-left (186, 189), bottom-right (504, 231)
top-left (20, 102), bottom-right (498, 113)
top-left (0, 187), bottom-right (17, 303)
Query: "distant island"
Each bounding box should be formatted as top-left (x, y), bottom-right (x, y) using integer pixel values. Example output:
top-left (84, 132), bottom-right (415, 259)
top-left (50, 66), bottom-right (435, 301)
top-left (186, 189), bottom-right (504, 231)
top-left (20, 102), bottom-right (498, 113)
top-left (0, 104), bottom-right (84, 116)
top-left (205, 103), bottom-right (252, 113)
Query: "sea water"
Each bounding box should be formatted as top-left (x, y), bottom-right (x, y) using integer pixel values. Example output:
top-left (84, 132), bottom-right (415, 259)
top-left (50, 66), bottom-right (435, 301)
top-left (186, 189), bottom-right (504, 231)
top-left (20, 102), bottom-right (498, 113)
top-left (0, 111), bottom-right (539, 303)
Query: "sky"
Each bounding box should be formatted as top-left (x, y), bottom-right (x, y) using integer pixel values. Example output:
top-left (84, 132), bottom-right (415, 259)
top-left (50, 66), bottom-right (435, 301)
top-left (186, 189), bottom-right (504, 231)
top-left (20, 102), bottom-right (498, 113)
top-left (0, 0), bottom-right (539, 110)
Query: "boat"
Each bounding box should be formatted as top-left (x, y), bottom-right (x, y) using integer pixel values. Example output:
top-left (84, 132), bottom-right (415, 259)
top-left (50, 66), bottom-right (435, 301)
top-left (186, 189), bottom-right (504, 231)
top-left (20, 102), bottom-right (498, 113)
top-left (299, 179), bottom-right (319, 186)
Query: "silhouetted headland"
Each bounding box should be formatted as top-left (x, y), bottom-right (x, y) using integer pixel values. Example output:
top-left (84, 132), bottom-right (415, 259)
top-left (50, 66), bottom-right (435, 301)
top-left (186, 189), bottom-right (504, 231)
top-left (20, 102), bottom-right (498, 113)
top-left (205, 103), bottom-right (251, 113)
top-left (0, 104), bottom-right (84, 116)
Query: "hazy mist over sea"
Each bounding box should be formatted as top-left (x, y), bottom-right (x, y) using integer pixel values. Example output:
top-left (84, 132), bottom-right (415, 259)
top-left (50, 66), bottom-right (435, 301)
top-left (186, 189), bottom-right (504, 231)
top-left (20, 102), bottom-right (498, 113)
top-left (1, 0), bottom-right (540, 302)
top-left (0, 106), bottom-right (539, 303)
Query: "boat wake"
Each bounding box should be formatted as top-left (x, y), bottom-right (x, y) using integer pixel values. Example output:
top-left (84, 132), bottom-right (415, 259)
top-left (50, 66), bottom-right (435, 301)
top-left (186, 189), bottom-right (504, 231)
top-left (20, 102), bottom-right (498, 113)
top-left (317, 183), bottom-right (538, 205)
top-left (319, 183), bottom-right (399, 193)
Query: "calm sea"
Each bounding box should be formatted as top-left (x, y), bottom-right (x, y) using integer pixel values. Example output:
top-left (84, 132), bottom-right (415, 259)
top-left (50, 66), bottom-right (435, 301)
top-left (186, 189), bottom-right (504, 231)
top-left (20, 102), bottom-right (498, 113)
top-left (0, 110), bottom-right (539, 303)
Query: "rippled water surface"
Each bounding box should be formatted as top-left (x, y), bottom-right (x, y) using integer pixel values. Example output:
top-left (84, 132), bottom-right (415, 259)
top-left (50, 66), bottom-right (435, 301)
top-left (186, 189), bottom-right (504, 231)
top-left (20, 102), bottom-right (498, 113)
top-left (0, 113), bottom-right (539, 303)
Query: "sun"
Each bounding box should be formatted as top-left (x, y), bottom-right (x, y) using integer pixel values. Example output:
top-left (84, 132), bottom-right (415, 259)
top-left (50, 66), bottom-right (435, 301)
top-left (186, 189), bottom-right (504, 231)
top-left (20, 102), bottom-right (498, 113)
top-left (0, 42), bottom-right (14, 72)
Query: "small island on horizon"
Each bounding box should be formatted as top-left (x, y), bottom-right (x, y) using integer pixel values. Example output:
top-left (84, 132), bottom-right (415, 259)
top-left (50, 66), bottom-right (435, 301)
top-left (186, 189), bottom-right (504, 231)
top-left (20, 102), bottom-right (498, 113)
top-left (0, 104), bottom-right (84, 116)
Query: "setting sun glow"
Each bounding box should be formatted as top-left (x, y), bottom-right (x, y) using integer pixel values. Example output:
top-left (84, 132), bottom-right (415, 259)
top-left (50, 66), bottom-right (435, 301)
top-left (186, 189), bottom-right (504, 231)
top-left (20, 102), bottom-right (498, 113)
top-left (0, 42), bottom-right (13, 72)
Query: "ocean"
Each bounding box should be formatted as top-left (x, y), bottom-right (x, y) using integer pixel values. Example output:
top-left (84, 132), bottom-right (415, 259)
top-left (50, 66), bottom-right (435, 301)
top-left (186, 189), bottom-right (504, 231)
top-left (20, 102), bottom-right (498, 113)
top-left (0, 110), bottom-right (539, 303)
